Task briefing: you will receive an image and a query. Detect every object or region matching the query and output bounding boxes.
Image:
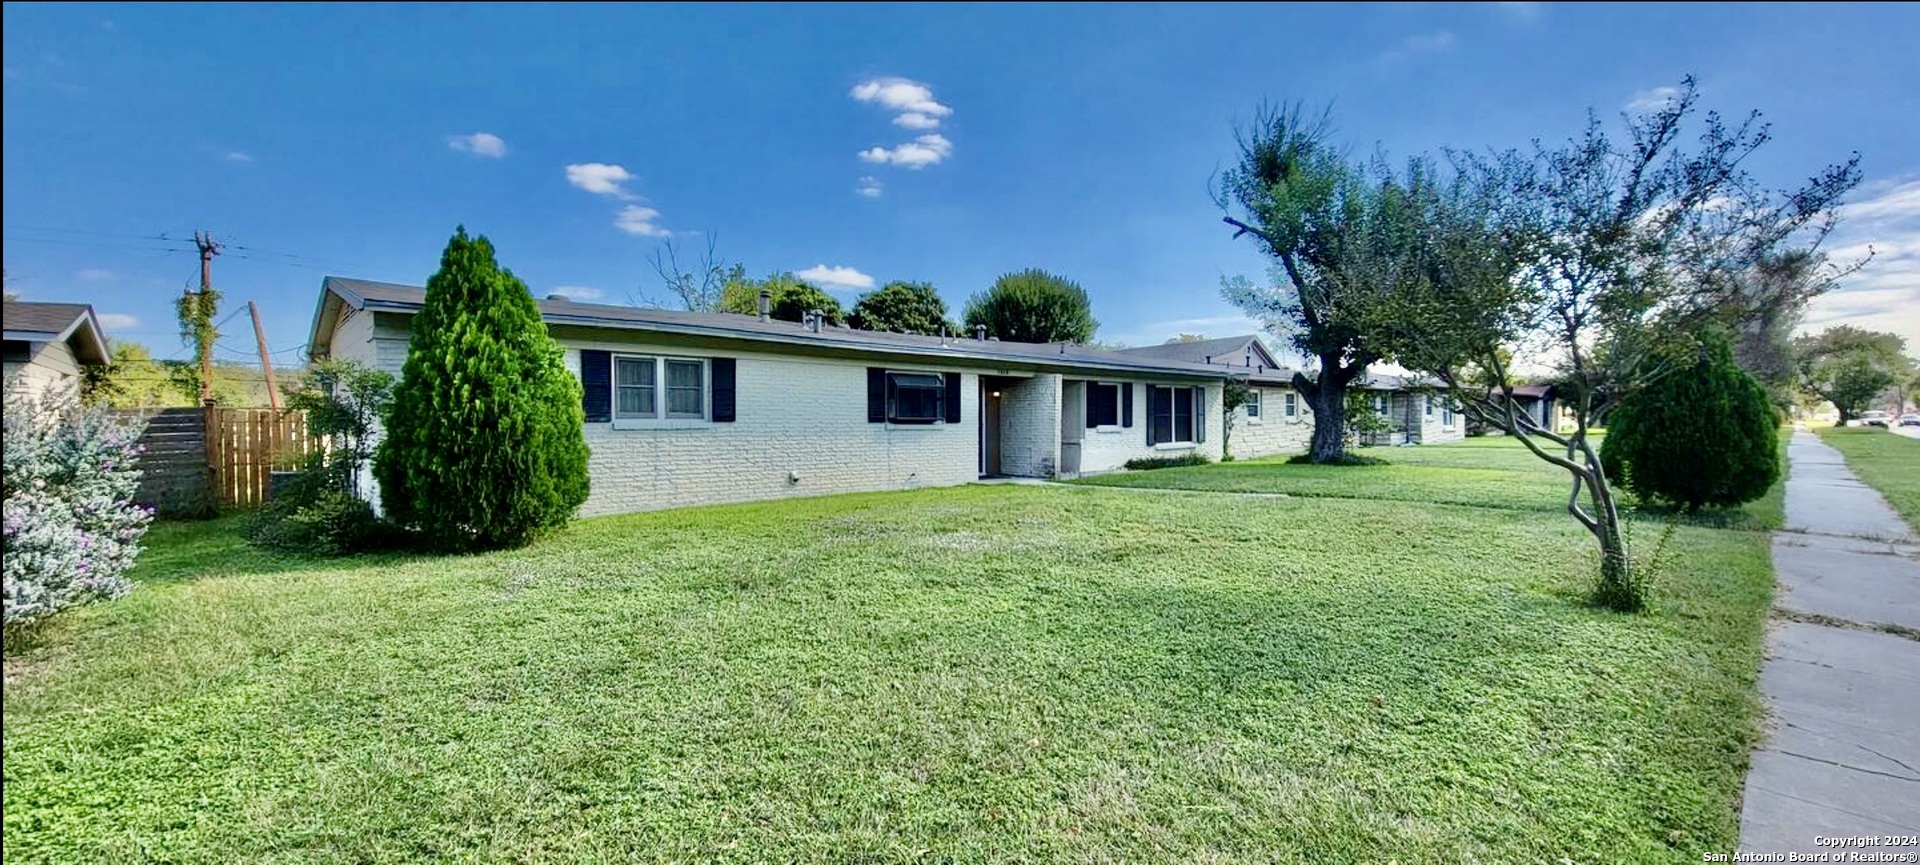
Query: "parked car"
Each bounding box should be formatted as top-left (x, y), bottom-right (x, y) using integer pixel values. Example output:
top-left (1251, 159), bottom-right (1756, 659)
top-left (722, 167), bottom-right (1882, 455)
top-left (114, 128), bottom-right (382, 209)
top-left (1900, 413), bottom-right (1920, 427)
top-left (1854, 410), bottom-right (1892, 428)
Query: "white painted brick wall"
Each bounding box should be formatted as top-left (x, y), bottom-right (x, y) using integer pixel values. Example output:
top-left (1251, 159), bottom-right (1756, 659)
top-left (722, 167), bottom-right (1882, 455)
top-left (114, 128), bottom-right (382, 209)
top-left (1076, 381), bottom-right (1224, 472)
top-left (997, 373), bottom-right (1060, 478)
top-left (564, 340), bottom-right (979, 516)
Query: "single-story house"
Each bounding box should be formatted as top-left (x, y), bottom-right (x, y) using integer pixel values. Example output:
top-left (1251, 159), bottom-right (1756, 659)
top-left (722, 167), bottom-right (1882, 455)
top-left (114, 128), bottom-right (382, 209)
top-left (308, 277), bottom-right (1230, 516)
top-left (1495, 384), bottom-right (1559, 433)
top-left (1113, 335), bottom-right (1465, 457)
top-left (3, 301), bottom-right (112, 404)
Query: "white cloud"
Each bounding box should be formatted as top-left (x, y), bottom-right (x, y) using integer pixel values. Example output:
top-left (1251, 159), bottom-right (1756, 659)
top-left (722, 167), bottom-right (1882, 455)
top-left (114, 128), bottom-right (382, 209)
top-left (549, 285), bottom-right (604, 301)
top-left (566, 163), bottom-right (637, 199)
top-left (225, 151), bottom-right (254, 163)
top-left (855, 176), bottom-right (883, 198)
top-left (97, 313), bottom-right (139, 330)
top-left (850, 77), bottom-right (952, 127)
top-left (893, 112), bottom-right (941, 130)
top-left (1625, 86), bottom-right (1682, 113)
top-left (794, 265), bottom-right (876, 290)
top-left (1378, 30), bottom-right (1456, 63)
top-left (857, 134), bottom-right (953, 169)
top-left (1493, 1), bottom-right (1542, 20)
top-left (448, 132), bottom-right (507, 158)
top-left (1800, 177), bottom-right (1920, 349)
top-left (75, 268), bottom-right (114, 281)
top-left (613, 205), bottom-right (670, 237)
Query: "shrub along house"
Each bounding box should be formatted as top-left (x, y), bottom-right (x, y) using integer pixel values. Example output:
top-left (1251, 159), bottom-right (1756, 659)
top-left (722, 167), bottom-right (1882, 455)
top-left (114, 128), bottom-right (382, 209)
top-left (308, 277), bottom-right (1226, 516)
top-left (3, 301), bottom-right (112, 404)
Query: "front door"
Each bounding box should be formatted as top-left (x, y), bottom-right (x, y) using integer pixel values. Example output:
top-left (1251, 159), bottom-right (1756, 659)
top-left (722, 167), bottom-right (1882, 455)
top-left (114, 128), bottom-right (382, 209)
top-left (980, 383), bottom-right (1003, 476)
top-left (1059, 380), bottom-right (1084, 477)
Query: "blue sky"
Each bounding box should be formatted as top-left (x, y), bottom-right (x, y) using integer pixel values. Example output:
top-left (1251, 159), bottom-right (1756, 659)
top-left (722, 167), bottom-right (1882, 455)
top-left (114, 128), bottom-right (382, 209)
top-left (5, 2), bottom-right (1916, 367)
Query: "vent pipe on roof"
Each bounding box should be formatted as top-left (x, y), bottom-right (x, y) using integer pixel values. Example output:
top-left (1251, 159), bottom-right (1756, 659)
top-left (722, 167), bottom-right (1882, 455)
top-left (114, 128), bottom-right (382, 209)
top-left (974, 325), bottom-right (987, 341)
top-left (545, 293), bottom-right (570, 302)
top-left (758, 289), bottom-right (771, 322)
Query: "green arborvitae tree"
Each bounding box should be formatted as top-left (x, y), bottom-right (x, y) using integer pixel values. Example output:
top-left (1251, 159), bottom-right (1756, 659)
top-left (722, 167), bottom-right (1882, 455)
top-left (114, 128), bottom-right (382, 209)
top-left (963, 269), bottom-right (1097, 344)
top-left (374, 228), bottom-right (590, 549)
top-left (1601, 334), bottom-right (1780, 511)
top-left (849, 281), bottom-right (953, 335)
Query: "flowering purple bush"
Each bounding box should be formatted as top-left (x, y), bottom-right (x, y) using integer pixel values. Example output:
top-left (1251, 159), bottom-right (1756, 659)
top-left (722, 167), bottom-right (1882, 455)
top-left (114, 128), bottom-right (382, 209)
top-left (4, 392), bottom-right (152, 630)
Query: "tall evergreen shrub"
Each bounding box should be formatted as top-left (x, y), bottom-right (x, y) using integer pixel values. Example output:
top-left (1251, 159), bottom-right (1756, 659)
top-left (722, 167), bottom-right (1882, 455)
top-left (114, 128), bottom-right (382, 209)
top-left (374, 228), bottom-right (590, 549)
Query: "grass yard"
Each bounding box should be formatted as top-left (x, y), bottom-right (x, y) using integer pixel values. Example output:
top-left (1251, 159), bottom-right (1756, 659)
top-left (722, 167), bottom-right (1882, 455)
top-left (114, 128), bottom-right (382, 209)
top-left (1816, 426), bottom-right (1920, 531)
top-left (1078, 435), bottom-right (1787, 532)
top-left (4, 456), bottom-right (1777, 862)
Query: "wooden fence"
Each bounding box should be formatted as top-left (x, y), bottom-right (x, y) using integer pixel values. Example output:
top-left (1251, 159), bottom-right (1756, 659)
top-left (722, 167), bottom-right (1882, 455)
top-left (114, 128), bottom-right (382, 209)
top-left (206, 407), bottom-right (319, 508)
top-left (123, 407), bottom-right (319, 513)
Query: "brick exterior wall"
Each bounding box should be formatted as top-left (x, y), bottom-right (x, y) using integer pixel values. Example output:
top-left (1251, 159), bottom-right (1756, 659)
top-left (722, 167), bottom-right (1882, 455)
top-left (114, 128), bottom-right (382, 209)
top-left (1073, 380), bottom-right (1225, 473)
top-left (997, 373), bottom-right (1060, 479)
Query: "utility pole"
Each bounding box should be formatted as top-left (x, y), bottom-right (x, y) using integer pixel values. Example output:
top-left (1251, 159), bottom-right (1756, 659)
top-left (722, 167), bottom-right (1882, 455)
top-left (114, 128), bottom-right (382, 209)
top-left (193, 231), bottom-right (222, 405)
top-left (248, 301), bottom-right (282, 410)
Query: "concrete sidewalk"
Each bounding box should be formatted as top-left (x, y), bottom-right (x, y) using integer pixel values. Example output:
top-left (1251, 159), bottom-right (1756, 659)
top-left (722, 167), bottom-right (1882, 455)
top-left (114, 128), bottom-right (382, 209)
top-left (1737, 431), bottom-right (1920, 856)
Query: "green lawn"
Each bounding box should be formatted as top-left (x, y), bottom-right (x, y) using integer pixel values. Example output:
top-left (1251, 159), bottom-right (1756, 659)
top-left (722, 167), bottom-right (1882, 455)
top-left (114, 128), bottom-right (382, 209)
top-left (1076, 435), bottom-right (1787, 532)
top-left (1817, 427), bottom-right (1920, 531)
top-left (4, 472), bottom-right (1775, 862)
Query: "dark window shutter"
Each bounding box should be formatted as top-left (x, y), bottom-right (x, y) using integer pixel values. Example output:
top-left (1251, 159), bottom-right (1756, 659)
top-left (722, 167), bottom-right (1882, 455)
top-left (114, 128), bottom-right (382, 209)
top-left (711, 357), bottom-right (736, 422)
top-left (867, 367), bottom-right (887, 423)
top-left (1121, 382), bottom-right (1134, 428)
top-left (581, 350), bottom-right (611, 423)
top-left (943, 372), bottom-right (961, 423)
top-left (1195, 387), bottom-right (1207, 443)
top-left (1086, 384), bottom-right (1098, 429)
top-left (1146, 386), bottom-right (1158, 446)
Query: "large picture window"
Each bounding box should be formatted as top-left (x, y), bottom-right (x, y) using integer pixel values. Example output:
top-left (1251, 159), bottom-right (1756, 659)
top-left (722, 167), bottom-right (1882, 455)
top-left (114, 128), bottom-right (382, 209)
top-left (1086, 382), bottom-right (1120, 427)
top-left (1150, 385), bottom-right (1196, 444)
top-left (887, 372), bottom-right (945, 423)
top-left (614, 355), bottom-right (706, 420)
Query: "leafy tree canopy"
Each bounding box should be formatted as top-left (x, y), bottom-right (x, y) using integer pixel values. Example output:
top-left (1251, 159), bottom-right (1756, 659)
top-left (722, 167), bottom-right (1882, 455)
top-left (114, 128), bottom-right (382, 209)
top-left (962, 268), bottom-right (1096, 344)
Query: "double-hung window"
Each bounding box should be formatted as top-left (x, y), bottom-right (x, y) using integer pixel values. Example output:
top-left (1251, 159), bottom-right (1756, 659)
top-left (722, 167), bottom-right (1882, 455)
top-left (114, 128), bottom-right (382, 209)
top-left (1086, 382), bottom-right (1120, 427)
top-left (1150, 385), bottom-right (1197, 444)
top-left (1442, 402), bottom-right (1455, 427)
top-left (1425, 395), bottom-right (1434, 417)
top-left (1372, 393), bottom-right (1388, 414)
top-left (887, 372), bottom-right (945, 424)
top-left (1284, 392), bottom-right (1298, 418)
top-left (1245, 389), bottom-right (1262, 420)
top-left (614, 355), bottom-right (707, 421)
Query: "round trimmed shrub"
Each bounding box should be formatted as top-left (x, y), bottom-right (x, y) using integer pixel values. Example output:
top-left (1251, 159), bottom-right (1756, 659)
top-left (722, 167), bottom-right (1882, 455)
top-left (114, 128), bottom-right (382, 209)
top-left (1601, 335), bottom-right (1779, 510)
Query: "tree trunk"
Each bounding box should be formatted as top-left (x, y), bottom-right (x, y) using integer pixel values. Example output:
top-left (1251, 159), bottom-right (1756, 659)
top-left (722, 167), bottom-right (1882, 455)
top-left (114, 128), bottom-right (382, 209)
top-left (1589, 508), bottom-right (1637, 611)
top-left (1297, 356), bottom-right (1355, 463)
top-left (1836, 406), bottom-right (1852, 425)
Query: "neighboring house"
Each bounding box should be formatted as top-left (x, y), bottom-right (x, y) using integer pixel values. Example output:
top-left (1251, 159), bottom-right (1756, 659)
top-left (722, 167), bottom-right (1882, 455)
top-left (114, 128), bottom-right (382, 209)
top-left (1497, 384), bottom-right (1558, 433)
top-left (1113, 336), bottom-right (1312, 459)
top-left (1114, 336), bottom-right (1466, 456)
top-left (308, 277), bottom-right (1226, 516)
top-left (3, 301), bottom-right (111, 404)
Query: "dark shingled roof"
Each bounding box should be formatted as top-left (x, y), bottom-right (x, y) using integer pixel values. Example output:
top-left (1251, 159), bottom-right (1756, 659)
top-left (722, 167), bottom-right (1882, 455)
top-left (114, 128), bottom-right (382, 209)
top-left (3, 301), bottom-right (111, 364)
top-left (311, 277), bottom-right (1236, 380)
top-left (1113, 335), bottom-right (1268, 366)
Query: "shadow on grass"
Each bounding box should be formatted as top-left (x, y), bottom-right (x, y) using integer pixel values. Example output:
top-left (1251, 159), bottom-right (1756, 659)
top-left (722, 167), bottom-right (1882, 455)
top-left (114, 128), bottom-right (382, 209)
top-left (131, 514), bottom-right (424, 586)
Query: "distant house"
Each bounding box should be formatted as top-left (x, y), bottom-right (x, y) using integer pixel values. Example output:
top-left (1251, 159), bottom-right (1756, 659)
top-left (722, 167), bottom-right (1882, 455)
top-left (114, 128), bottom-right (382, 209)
top-left (307, 277), bottom-right (1228, 516)
top-left (3, 301), bottom-right (111, 404)
top-left (1498, 384), bottom-right (1559, 433)
top-left (1113, 336), bottom-right (1465, 456)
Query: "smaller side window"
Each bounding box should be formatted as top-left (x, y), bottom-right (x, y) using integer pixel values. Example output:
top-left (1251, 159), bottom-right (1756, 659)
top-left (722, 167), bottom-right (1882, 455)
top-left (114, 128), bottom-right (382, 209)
top-left (1245, 389), bottom-right (1261, 419)
top-left (1284, 392), bottom-right (1298, 418)
top-left (1425, 395), bottom-right (1433, 417)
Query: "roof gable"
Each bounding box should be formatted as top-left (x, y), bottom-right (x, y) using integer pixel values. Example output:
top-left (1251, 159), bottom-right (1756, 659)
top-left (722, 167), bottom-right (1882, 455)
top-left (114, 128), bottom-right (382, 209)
top-left (2, 301), bottom-right (111, 365)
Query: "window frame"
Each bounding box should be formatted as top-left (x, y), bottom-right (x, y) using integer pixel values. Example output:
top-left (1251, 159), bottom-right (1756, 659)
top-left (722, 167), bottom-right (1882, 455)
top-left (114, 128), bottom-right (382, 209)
top-left (1245, 389), bottom-right (1262, 422)
top-left (1284, 391), bottom-right (1298, 419)
top-left (885, 371), bottom-right (946, 425)
top-left (664, 358), bottom-right (706, 419)
top-left (1149, 384), bottom-right (1198, 446)
top-left (1086, 381), bottom-right (1121, 429)
top-left (613, 354), bottom-right (660, 421)
top-left (611, 353), bottom-right (709, 426)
